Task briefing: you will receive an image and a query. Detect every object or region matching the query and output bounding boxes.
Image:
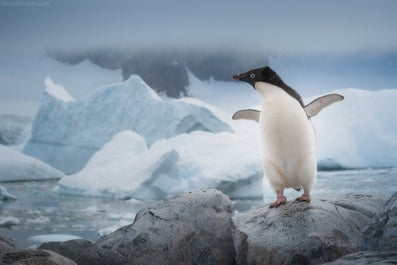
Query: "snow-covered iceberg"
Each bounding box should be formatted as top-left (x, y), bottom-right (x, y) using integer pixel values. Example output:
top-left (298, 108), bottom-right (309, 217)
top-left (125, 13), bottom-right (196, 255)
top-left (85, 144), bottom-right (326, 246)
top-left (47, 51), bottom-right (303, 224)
top-left (23, 76), bottom-right (232, 174)
top-left (55, 130), bottom-right (263, 200)
top-left (0, 145), bottom-right (64, 182)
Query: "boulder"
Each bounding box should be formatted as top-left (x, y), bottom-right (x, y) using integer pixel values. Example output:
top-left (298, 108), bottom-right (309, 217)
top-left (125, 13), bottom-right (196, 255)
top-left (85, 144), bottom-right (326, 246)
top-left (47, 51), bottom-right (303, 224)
top-left (322, 251), bottom-right (397, 265)
top-left (0, 249), bottom-right (76, 265)
top-left (40, 189), bottom-right (236, 265)
top-left (233, 194), bottom-right (385, 265)
top-left (95, 189), bottom-right (235, 265)
top-left (360, 192), bottom-right (397, 251)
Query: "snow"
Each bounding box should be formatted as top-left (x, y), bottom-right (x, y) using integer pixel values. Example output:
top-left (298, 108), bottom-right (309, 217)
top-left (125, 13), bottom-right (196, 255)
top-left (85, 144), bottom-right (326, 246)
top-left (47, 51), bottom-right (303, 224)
top-left (23, 75), bottom-right (232, 174)
top-left (44, 78), bottom-right (74, 102)
top-left (55, 130), bottom-right (263, 200)
top-left (0, 145), bottom-right (65, 182)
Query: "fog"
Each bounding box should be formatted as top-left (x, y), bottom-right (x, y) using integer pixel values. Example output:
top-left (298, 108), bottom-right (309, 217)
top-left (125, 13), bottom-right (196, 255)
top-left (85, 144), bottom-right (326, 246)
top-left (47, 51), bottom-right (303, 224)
top-left (2, 0), bottom-right (397, 54)
top-left (1, 0), bottom-right (397, 115)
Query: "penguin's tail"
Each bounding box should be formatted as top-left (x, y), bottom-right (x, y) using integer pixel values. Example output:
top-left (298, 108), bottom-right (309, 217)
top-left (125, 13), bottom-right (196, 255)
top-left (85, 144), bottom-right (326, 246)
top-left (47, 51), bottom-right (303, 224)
top-left (294, 187), bottom-right (303, 192)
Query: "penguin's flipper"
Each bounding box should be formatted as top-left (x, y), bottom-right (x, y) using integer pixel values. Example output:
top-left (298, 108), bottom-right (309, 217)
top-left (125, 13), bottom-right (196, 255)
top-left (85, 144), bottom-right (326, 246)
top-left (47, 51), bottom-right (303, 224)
top-left (232, 109), bottom-right (260, 122)
top-left (304, 94), bottom-right (344, 118)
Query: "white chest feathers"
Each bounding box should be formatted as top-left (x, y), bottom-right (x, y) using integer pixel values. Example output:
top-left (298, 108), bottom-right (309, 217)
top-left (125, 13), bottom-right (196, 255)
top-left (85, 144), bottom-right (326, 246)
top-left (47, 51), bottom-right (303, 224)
top-left (255, 82), bottom-right (316, 189)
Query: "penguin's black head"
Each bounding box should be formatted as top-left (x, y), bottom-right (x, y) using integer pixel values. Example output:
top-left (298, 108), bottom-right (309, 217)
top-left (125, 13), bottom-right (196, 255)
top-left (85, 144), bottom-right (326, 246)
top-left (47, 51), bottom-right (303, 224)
top-left (233, 66), bottom-right (305, 107)
top-left (233, 66), bottom-right (281, 89)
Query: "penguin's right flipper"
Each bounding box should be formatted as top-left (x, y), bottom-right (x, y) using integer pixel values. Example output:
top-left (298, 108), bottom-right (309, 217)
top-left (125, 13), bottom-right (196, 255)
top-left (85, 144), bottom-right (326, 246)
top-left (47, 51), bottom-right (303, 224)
top-left (304, 94), bottom-right (344, 118)
top-left (232, 109), bottom-right (260, 122)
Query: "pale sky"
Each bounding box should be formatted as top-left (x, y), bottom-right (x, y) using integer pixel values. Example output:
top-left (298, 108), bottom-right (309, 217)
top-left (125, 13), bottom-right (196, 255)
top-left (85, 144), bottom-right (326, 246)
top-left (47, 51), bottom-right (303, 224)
top-left (1, 0), bottom-right (397, 54)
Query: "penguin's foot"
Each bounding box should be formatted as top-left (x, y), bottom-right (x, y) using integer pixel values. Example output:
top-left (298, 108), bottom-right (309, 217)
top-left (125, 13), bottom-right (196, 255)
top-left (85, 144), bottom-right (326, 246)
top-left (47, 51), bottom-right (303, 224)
top-left (295, 194), bottom-right (311, 203)
top-left (269, 196), bottom-right (287, 208)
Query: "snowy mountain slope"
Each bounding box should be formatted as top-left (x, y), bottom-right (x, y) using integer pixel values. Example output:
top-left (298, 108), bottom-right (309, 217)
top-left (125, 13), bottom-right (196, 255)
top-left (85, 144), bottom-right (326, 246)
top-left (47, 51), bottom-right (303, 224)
top-left (23, 76), bottom-right (232, 174)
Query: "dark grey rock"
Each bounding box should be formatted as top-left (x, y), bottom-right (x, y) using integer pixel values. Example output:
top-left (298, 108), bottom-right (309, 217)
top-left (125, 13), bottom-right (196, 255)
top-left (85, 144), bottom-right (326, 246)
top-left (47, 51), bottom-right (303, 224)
top-left (95, 189), bottom-right (236, 265)
top-left (233, 194), bottom-right (386, 265)
top-left (0, 236), bottom-right (15, 254)
top-left (360, 192), bottom-right (397, 251)
top-left (322, 251), bottom-right (397, 265)
top-left (39, 239), bottom-right (109, 265)
top-left (0, 249), bottom-right (77, 265)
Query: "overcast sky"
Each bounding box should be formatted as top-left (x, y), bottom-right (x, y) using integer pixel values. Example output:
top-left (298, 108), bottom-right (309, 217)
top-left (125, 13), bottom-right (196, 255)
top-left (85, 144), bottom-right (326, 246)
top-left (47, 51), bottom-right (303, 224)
top-left (1, 0), bottom-right (397, 115)
top-left (1, 0), bottom-right (397, 55)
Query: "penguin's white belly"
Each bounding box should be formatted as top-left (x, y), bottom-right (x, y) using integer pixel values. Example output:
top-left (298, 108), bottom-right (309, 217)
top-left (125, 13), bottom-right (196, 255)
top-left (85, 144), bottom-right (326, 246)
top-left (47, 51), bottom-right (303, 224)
top-left (260, 90), bottom-right (316, 190)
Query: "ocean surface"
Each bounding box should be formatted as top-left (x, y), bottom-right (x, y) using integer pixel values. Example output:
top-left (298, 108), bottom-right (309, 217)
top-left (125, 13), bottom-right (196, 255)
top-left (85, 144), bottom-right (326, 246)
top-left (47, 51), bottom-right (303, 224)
top-left (0, 168), bottom-right (396, 249)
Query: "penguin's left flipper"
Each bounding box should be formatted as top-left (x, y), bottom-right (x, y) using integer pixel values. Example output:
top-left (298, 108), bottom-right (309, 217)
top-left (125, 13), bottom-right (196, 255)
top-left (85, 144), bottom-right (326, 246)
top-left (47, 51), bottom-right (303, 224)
top-left (232, 109), bottom-right (260, 122)
top-left (304, 94), bottom-right (344, 118)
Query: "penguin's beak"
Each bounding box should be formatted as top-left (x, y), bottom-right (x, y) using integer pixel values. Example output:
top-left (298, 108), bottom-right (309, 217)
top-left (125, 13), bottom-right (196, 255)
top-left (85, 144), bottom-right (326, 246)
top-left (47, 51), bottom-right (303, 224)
top-left (233, 74), bottom-right (241, 80)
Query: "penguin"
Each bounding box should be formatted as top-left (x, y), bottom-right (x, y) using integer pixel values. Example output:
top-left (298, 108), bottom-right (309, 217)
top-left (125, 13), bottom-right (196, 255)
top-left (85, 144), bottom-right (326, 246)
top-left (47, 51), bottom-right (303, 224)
top-left (232, 66), bottom-right (344, 208)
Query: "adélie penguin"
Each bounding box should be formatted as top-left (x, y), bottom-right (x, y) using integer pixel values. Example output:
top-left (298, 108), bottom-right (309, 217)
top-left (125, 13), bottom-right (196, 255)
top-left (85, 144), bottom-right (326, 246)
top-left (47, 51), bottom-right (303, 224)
top-left (232, 66), bottom-right (344, 208)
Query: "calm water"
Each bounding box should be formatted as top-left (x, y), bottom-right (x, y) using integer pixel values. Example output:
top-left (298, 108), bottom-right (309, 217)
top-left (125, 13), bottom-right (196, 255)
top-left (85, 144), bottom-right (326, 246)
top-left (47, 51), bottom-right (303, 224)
top-left (0, 168), bottom-right (396, 249)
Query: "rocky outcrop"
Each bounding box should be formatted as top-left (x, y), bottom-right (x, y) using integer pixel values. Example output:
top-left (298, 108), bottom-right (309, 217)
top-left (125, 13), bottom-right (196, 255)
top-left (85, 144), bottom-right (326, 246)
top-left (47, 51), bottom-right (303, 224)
top-left (0, 249), bottom-right (77, 265)
top-left (323, 192), bottom-right (397, 265)
top-left (232, 194), bottom-right (386, 265)
top-left (37, 191), bottom-right (397, 265)
top-left (359, 192), bottom-right (397, 251)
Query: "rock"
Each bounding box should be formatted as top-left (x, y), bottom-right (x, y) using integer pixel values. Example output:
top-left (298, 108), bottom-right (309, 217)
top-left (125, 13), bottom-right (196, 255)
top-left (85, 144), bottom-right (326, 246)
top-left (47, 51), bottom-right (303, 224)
top-left (233, 194), bottom-right (386, 265)
top-left (360, 192), bottom-right (397, 251)
top-left (39, 239), bottom-right (106, 265)
top-left (0, 236), bottom-right (15, 254)
top-left (95, 189), bottom-right (235, 265)
top-left (322, 251), bottom-right (397, 265)
top-left (0, 249), bottom-right (77, 265)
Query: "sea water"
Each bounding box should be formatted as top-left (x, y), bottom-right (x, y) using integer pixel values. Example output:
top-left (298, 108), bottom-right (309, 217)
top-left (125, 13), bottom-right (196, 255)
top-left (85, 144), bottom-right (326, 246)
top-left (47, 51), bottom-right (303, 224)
top-left (0, 168), bottom-right (396, 249)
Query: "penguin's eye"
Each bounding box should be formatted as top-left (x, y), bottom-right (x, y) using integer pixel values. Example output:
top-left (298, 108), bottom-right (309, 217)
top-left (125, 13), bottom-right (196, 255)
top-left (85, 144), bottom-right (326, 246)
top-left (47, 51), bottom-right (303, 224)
top-left (250, 73), bottom-right (255, 79)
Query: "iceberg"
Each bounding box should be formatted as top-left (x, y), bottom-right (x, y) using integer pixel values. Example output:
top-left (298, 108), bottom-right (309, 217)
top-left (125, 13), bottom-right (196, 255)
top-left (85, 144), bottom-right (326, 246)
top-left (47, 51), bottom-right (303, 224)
top-left (0, 145), bottom-right (64, 182)
top-left (55, 130), bottom-right (263, 200)
top-left (313, 88), bottom-right (397, 169)
top-left (23, 76), bottom-right (232, 174)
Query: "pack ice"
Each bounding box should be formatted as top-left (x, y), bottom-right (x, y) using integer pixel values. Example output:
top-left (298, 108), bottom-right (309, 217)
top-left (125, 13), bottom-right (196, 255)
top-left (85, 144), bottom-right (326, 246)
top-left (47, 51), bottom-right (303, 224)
top-left (23, 76), bottom-right (232, 174)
